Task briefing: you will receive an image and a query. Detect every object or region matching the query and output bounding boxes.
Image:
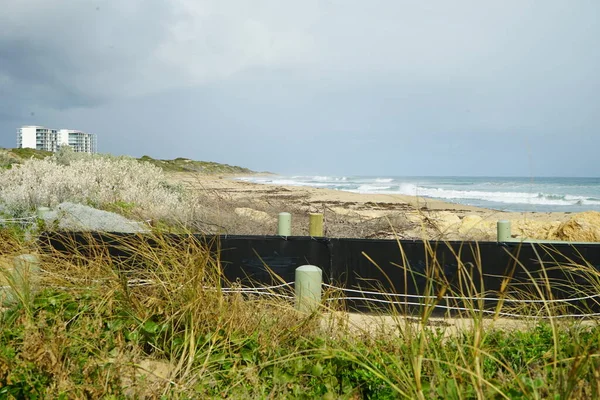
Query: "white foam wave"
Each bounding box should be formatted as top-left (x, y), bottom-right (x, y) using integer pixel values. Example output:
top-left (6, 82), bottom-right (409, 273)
top-left (356, 184), bottom-right (392, 192)
top-left (237, 176), bottom-right (600, 208)
top-left (236, 176), bottom-right (329, 187)
top-left (389, 185), bottom-right (600, 206)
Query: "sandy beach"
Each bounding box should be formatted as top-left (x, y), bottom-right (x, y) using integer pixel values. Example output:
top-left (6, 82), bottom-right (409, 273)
top-left (166, 172), bottom-right (600, 242)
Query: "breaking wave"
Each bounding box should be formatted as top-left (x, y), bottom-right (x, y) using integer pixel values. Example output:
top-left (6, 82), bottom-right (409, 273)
top-left (237, 175), bottom-right (600, 210)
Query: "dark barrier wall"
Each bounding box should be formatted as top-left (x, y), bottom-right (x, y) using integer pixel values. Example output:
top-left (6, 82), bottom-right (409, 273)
top-left (328, 239), bottom-right (600, 313)
top-left (38, 232), bottom-right (600, 315)
top-left (217, 237), bottom-right (331, 285)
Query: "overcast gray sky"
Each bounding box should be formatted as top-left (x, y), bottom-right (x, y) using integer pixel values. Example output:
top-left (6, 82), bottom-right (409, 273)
top-left (1, 0), bottom-right (598, 176)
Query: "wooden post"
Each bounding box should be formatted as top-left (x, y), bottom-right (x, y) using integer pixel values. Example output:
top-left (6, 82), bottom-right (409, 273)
top-left (295, 265), bottom-right (322, 313)
top-left (36, 207), bottom-right (50, 219)
top-left (309, 213), bottom-right (324, 237)
top-left (2, 254), bottom-right (40, 306)
top-left (497, 220), bottom-right (511, 242)
top-left (278, 212), bottom-right (291, 236)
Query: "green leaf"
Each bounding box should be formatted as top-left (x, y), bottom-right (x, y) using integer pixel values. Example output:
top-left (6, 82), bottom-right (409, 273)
top-left (143, 320), bottom-right (159, 334)
top-left (311, 363), bottom-right (324, 377)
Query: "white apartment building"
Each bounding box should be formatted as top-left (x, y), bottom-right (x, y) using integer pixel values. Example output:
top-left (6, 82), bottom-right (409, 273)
top-left (17, 126), bottom-right (97, 154)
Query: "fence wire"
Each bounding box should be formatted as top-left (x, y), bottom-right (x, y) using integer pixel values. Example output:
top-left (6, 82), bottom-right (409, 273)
top-left (322, 283), bottom-right (600, 304)
top-left (0, 215), bottom-right (37, 226)
top-left (6, 271), bottom-right (600, 318)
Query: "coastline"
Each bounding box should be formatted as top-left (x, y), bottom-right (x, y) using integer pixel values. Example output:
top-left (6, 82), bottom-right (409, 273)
top-left (167, 172), bottom-right (597, 241)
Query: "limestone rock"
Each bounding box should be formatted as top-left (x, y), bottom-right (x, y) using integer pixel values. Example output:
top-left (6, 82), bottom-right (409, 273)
top-left (553, 211), bottom-right (600, 242)
top-left (431, 212), bottom-right (461, 234)
top-left (458, 215), bottom-right (484, 236)
top-left (513, 220), bottom-right (561, 240)
top-left (42, 202), bottom-right (149, 233)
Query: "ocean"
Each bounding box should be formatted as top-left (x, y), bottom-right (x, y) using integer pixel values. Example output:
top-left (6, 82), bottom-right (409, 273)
top-left (237, 175), bottom-right (600, 213)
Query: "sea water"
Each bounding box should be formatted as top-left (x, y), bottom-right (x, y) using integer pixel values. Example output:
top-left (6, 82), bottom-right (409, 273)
top-left (237, 175), bottom-right (600, 213)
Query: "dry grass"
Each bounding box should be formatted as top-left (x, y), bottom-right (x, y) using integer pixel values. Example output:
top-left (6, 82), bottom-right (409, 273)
top-left (1, 227), bottom-right (600, 398)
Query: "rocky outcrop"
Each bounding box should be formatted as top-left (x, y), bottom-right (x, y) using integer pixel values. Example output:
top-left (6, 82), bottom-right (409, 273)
top-left (431, 212), bottom-right (461, 234)
top-left (513, 220), bottom-right (561, 240)
top-left (41, 202), bottom-right (149, 233)
top-left (552, 211), bottom-right (600, 242)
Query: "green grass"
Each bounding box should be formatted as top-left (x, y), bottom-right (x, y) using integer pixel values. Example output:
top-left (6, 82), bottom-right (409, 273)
top-left (0, 148), bottom-right (51, 169)
top-left (138, 155), bottom-right (255, 174)
top-left (1, 230), bottom-right (600, 398)
top-left (7, 148), bottom-right (53, 160)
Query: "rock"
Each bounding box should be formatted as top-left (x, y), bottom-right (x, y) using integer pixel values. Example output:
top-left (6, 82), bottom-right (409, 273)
top-left (121, 359), bottom-right (175, 398)
top-left (553, 211), bottom-right (600, 242)
top-left (458, 215), bottom-right (483, 236)
top-left (513, 220), bottom-right (561, 240)
top-left (431, 212), bottom-right (461, 234)
top-left (136, 359), bottom-right (174, 381)
top-left (234, 207), bottom-right (274, 224)
top-left (42, 202), bottom-right (149, 233)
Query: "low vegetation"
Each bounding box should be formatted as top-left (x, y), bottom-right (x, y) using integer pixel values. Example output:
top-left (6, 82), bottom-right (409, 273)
top-left (0, 147), bottom-right (256, 228)
top-left (0, 147), bottom-right (255, 175)
top-left (138, 155), bottom-right (254, 174)
top-left (1, 230), bottom-right (600, 398)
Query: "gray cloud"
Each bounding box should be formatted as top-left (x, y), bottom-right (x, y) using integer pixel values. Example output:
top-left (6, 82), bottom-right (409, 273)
top-left (1, 1), bottom-right (599, 176)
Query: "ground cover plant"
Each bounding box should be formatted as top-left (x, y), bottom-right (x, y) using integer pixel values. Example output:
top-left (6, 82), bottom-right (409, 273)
top-left (1, 227), bottom-right (600, 399)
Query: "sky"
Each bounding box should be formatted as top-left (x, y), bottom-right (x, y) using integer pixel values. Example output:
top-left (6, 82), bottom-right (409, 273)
top-left (1, 0), bottom-right (599, 177)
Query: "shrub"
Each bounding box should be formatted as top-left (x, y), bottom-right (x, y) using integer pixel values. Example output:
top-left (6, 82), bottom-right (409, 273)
top-left (0, 157), bottom-right (190, 223)
top-left (0, 151), bottom-right (20, 170)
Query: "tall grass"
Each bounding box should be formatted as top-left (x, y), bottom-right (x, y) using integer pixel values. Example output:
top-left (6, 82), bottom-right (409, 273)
top-left (1, 229), bottom-right (600, 398)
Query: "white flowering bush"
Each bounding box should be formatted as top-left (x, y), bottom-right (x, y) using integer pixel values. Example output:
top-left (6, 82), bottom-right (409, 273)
top-left (0, 157), bottom-right (191, 223)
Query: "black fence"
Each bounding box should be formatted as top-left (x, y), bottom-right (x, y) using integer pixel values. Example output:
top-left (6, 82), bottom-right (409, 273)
top-left (39, 232), bottom-right (600, 316)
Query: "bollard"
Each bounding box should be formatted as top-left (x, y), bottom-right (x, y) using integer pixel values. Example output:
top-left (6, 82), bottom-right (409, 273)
top-left (36, 207), bottom-right (51, 219)
top-left (309, 213), bottom-right (324, 237)
top-left (278, 212), bottom-right (292, 236)
top-left (497, 220), bottom-right (511, 242)
top-left (1, 254), bottom-right (41, 306)
top-left (295, 265), bottom-right (322, 313)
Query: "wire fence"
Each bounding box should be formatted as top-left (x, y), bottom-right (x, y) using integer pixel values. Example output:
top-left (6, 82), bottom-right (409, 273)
top-left (4, 270), bottom-right (598, 319)
top-left (320, 284), bottom-right (600, 319)
top-left (0, 215), bottom-right (37, 228)
top-left (321, 283), bottom-right (600, 304)
top-left (0, 216), bottom-right (37, 222)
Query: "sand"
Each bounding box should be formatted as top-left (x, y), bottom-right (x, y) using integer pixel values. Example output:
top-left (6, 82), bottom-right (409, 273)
top-left (166, 172), bottom-right (599, 242)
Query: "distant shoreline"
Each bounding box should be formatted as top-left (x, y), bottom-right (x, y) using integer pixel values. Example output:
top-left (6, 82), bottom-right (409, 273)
top-left (234, 174), bottom-right (600, 214)
top-left (166, 171), bottom-right (595, 242)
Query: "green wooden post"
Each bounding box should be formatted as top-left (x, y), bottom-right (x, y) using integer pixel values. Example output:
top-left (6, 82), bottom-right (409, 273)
top-left (278, 212), bottom-right (291, 236)
top-left (295, 265), bottom-right (322, 313)
top-left (36, 207), bottom-right (50, 219)
top-left (309, 213), bottom-right (324, 237)
top-left (497, 220), bottom-right (511, 242)
top-left (2, 254), bottom-right (40, 305)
